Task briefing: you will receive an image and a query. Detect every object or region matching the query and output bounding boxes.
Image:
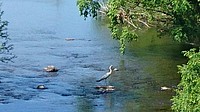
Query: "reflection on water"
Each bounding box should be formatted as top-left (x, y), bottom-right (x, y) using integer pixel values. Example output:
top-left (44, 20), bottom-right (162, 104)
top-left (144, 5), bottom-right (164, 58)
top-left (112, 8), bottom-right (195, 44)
top-left (0, 0), bottom-right (191, 112)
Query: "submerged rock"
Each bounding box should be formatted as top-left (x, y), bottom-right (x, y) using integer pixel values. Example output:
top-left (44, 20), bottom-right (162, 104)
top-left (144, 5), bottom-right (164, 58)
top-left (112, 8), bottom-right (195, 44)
top-left (95, 86), bottom-right (115, 93)
top-left (44, 65), bottom-right (59, 72)
top-left (65, 38), bottom-right (75, 41)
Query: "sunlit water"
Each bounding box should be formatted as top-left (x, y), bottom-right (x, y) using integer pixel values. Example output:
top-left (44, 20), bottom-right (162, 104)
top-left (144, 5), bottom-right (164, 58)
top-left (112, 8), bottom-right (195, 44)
top-left (0, 0), bottom-right (191, 112)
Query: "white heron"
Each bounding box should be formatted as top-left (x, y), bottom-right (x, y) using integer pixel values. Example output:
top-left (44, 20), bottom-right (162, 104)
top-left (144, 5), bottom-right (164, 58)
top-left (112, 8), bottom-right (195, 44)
top-left (96, 65), bottom-right (117, 83)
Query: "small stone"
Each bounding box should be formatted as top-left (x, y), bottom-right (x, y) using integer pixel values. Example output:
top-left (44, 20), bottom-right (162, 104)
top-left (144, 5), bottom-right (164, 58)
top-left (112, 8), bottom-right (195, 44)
top-left (161, 86), bottom-right (171, 91)
top-left (95, 86), bottom-right (115, 92)
top-left (37, 85), bottom-right (47, 89)
top-left (44, 65), bottom-right (59, 72)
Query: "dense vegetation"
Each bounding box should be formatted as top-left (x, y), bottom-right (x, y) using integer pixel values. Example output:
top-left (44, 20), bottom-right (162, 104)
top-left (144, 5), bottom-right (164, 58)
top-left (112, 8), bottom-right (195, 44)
top-left (172, 49), bottom-right (200, 112)
top-left (77, 0), bottom-right (200, 53)
top-left (77, 0), bottom-right (200, 111)
top-left (0, 7), bottom-right (15, 62)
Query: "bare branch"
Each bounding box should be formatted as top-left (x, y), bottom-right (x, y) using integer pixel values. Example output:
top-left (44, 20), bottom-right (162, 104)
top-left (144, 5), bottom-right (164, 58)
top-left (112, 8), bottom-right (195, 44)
top-left (137, 18), bottom-right (150, 28)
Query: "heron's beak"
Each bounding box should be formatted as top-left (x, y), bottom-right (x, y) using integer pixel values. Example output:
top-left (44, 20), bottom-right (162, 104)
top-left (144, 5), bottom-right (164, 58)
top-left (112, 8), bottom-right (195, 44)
top-left (113, 68), bottom-right (118, 71)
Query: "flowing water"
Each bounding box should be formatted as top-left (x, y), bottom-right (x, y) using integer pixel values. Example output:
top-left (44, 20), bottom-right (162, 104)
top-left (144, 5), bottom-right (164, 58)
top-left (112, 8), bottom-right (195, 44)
top-left (0, 0), bottom-right (191, 112)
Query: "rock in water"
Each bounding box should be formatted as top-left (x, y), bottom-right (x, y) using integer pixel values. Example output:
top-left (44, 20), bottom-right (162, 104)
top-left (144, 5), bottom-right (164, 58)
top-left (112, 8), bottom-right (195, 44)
top-left (44, 65), bottom-right (59, 72)
top-left (95, 86), bottom-right (115, 93)
top-left (37, 85), bottom-right (47, 89)
top-left (65, 38), bottom-right (75, 41)
top-left (161, 86), bottom-right (171, 91)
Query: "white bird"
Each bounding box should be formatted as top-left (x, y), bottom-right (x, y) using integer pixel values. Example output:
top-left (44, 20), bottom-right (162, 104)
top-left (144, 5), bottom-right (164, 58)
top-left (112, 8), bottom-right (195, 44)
top-left (96, 65), bottom-right (115, 82)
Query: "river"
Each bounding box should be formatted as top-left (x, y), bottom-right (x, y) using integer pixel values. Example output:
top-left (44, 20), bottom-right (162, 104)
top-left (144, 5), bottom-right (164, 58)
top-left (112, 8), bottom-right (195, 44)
top-left (0, 0), bottom-right (190, 112)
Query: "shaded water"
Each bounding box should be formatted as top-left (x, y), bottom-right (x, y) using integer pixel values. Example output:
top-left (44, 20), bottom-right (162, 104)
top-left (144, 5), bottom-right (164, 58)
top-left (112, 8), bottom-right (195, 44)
top-left (0, 0), bottom-right (190, 112)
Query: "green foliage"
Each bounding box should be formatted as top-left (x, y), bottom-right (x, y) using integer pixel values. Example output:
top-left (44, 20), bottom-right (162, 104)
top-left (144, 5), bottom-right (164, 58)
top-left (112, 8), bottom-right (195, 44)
top-left (0, 7), bottom-right (15, 63)
top-left (106, 0), bottom-right (138, 54)
top-left (77, 0), bottom-right (200, 53)
top-left (171, 27), bottom-right (187, 42)
top-left (77, 0), bottom-right (139, 53)
top-left (171, 0), bottom-right (200, 43)
top-left (172, 48), bottom-right (200, 112)
top-left (77, 0), bottom-right (100, 19)
top-left (119, 27), bottom-right (137, 54)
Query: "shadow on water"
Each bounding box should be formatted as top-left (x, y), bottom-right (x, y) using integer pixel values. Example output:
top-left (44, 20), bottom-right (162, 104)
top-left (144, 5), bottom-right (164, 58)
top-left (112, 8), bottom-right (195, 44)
top-left (0, 0), bottom-right (195, 112)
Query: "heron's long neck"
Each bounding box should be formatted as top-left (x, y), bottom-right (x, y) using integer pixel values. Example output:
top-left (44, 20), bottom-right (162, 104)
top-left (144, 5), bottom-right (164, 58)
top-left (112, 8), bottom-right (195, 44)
top-left (109, 68), bottom-right (113, 74)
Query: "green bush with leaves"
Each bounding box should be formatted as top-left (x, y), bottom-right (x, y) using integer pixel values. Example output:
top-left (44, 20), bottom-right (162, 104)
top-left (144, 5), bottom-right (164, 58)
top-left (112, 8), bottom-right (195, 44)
top-left (0, 7), bottom-right (15, 62)
top-left (172, 48), bottom-right (200, 112)
top-left (77, 0), bottom-right (200, 53)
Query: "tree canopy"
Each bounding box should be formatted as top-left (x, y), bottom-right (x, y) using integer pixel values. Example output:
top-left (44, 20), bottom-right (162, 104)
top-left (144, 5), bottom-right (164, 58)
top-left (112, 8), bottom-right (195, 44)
top-left (77, 0), bottom-right (200, 53)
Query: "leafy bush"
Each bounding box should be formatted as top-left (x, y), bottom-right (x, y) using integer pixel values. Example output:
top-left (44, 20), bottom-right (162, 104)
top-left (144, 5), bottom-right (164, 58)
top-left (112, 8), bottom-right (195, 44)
top-left (0, 7), bottom-right (15, 62)
top-left (172, 48), bottom-right (200, 112)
